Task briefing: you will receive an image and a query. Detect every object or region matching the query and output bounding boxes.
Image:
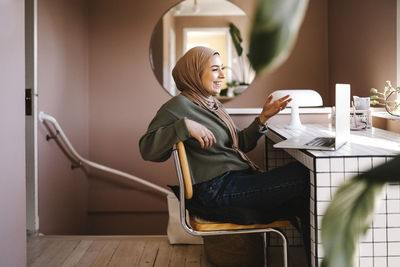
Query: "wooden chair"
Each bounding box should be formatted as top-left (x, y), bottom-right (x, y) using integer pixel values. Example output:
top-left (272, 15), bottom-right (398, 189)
top-left (172, 141), bottom-right (291, 267)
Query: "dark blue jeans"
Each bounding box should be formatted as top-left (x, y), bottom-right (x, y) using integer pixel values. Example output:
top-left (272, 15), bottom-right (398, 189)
top-left (193, 162), bottom-right (309, 213)
top-left (192, 161), bottom-right (311, 266)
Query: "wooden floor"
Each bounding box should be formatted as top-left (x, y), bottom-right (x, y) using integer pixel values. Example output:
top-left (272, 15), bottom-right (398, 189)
top-left (27, 235), bottom-right (213, 267)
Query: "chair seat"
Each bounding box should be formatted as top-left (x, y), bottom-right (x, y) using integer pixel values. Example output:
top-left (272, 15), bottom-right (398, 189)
top-left (189, 216), bottom-right (291, 231)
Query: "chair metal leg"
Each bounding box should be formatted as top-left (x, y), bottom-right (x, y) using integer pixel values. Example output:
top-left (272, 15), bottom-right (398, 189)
top-left (274, 230), bottom-right (288, 267)
top-left (263, 232), bottom-right (268, 267)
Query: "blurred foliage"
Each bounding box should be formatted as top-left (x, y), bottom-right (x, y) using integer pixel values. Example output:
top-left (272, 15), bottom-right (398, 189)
top-left (248, 0), bottom-right (309, 74)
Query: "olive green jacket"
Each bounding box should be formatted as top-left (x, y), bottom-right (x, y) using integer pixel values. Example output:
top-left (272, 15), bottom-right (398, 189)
top-left (139, 94), bottom-right (266, 184)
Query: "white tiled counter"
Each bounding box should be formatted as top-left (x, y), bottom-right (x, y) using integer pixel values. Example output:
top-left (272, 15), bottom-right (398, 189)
top-left (266, 124), bottom-right (400, 267)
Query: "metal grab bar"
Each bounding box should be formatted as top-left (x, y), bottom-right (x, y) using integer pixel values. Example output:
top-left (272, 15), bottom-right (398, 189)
top-left (39, 111), bottom-right (171, 196)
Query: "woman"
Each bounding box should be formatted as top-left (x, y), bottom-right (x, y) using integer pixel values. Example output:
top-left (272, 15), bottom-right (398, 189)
top-left (139, 46), bottom-right (310, 263)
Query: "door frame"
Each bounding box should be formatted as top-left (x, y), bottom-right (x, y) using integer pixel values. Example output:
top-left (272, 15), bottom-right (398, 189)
top-left (25, 0), bottom-right (39, 233)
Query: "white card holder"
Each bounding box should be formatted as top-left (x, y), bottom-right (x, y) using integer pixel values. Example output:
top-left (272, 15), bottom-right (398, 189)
top-left (332, 107), bottom-right (372, 128)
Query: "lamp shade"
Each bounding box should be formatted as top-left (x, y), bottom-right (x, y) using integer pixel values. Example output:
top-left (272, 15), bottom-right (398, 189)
top-left (271, 89), bottom-right (323, 107)
top-left (271, 89), bottom-right (323, 129)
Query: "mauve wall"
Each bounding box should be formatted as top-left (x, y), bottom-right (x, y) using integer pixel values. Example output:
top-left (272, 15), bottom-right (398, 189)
top-left (86, 0), bottom-right (330, 234)
top-left (35, 0), bottom-right (396, 234)
top-left (37, 0), bottom-right (89, 234)
top-left (0, 0), bottom-right (26, 265)
top-left (328, 0), bottom-right (397, 102)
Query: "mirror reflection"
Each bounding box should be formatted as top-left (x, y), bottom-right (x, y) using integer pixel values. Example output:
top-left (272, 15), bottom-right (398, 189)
top-left (150, 0), bottom-right (255, 101)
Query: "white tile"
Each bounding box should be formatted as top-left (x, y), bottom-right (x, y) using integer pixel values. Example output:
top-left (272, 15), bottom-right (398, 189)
top-left (317, 201), bottom-right (329, 215)
top-left (311, 227), bottom-right (315, 242)
top-left (331, 186), bottom-right (339, 197)
top-left (331, 172), bottom-right (345, 186)
top-left (311, 239), bottom-right (315, 255)
top-left (344, 157), bottom-right (358, 172)
top-left (353, 250), bottom-right (360, 267)
top-left (318, 244), bottom-right (324, 257)
top-left (387, 185), bottom-right (400, 199)
top-left (374, 228), bottom-right (387, 242)
top-left (389, 243), bottom-right (400, 256)
top-left (317, 216), bottom-right (323, 230)
top-left (388, 200), bottom-right (400, 213)
top-left (388, 256), bottom-right (400, 267)
top-left (374, 257), bottom-right (387, 267)
top-left (377, 200), bottom-right (387, 214)
top-left (388, 214), bottom-right (400, 227)
top-left (317, 230), bottom-right (322, 244)
top-left (316, 158), bottom-right (330, 172)
top-left (316, 173), bottom-right (330, 187)
top-left (304, 155), bottom-right (314, 171)
top-left (310, 171), bottom-right (315, 186)
top-left (344, 172), bottom-right (357, 181)
top-left (359, 243), bottom-right (373, 256)
top-left (360, 228), bottom-right (373, 243)
top-left (311, 185), bottom-right (315, 200)
top-left (359, 257), bottom-right (373, 267)
top-left (373, 214), bottom-right (387, 228)
top-left (374, 243), bottom-right (387, 256)
top-left (372, 157), bottom-right (386, 168)
top-left (358, 157), bottom-right (372, 172)
top-left (317, 188), bottom-right (331, 201)
top-left (388, 228), bottom-right (400, 242)
top-left (330, 158), bottom-right (344, 172)
top-left (310, 199), bottom-right (315, 214)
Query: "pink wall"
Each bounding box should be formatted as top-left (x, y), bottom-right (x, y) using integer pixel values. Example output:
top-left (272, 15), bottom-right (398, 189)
top-left (0, 0), bottom-right (26, 265)
top-left (35, 0), bottom-right (396, 234)
top-left (86, 0), bottom-right (330, 234)
top-left (37, 0), bottom-right (90, 234)
top-left (328, 0), bottom-right (397, 102)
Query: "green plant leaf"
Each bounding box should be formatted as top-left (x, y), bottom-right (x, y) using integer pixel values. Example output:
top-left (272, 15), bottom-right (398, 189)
top-left (229, 23), bottom-right (243, 57)
top-left (321, 156), bottom-right (400, 267)
top-left (370, 95), bottom-right (379, 100)
top-left (248, 0), bottom-right (309, 74)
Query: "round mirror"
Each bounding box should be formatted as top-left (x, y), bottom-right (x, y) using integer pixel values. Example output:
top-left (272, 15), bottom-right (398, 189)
top-left (150, 0), bottom-right (255, 102)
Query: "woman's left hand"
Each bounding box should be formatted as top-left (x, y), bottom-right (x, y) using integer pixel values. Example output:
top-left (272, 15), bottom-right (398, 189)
top-left (258, 94), bottom-right (292, 124)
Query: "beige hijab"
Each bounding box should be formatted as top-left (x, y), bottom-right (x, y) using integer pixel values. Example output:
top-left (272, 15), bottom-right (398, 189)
top-left (172, 46), bottom-right (259, 171)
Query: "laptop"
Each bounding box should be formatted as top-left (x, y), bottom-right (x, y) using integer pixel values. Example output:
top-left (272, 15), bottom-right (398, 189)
top-left (273, 84), bottom-right (350, 151)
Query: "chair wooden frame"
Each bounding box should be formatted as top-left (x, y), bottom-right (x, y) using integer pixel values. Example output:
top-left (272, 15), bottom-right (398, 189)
top-left (172, 141), bottom-right (290, 267)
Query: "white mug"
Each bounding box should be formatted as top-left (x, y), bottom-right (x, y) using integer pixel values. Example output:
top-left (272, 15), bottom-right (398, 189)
top-left (353, 96), bottom-right (370, 110)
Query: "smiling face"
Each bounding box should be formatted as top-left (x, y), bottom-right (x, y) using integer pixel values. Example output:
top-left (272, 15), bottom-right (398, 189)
top-left (200, 54), bottom-right (225, 96)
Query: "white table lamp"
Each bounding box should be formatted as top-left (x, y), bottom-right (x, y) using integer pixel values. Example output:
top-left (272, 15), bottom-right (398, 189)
top-left (271, 89), bottom-right (323, 129)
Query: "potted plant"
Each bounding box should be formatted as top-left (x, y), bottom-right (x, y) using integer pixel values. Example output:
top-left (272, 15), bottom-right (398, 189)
top-left (370, 80), bottom-right (400, 117)
top-left (228, 22), bottom-right (252, 94)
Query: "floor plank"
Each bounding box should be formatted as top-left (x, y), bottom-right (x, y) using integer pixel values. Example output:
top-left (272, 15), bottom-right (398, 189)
top-left (61, 240), bottom-right (93, 267)
top-left (75, 240), bottom-right (106, 267)
top-left (27, 235), bottom-right (215, 267)
top-left (31, 239), bottom-right (79, 267)
top-left (153, 238), bottom-right (173, 267)
top-left (27, 237), bottom-right (54, 266)
top-left (169, 245), bottom-right (187, 267)
top-left (185, 245), bottom-right (202, 267)
top-left (90, 240), bottom-right (120, 267)
top-left (107, 240), bottom-right (145, 266)
top-left (136, 239), bottom-right (160, 266)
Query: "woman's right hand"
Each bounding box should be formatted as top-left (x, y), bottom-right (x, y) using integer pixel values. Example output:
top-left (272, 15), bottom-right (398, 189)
top-left (185, 119), bottom-right (216, 149)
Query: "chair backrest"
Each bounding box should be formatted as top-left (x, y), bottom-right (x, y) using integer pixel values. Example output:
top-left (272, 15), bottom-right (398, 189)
top-left (175, 141), bottom-right (193, 199)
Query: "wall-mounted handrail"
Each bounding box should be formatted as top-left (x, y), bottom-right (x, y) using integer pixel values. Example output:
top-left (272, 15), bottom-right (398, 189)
top-left (39, 111), bottom-right (171, 196)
